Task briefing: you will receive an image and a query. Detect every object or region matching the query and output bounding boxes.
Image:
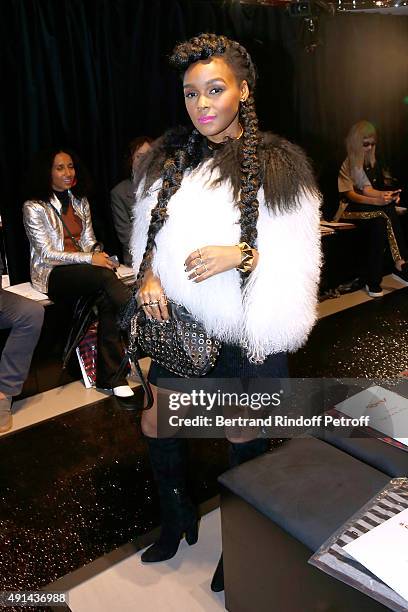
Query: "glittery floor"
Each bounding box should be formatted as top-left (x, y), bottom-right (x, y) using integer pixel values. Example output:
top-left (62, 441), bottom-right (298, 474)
top-left (0, 398), bottom-right (229, 598)
top-left (290, 287), bottom-right (408, 379)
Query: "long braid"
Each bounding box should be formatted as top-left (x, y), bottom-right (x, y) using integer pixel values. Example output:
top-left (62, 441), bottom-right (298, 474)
top-left (224, 41), bottom-right (261, 280)
top-left (119, 129), bottom-right (202, 329)
top-left (135, 129), bottom-right (203, 286)
top-left (238, 95), bottom-right (260, 244)
top-left (135, 155), bottom-right (181, 289)
top-left (237, 93), bottom-right (260, 278)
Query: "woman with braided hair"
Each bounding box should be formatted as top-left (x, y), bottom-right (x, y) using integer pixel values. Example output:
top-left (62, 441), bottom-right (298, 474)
top-left (128, 33), bottom-right (321, 590)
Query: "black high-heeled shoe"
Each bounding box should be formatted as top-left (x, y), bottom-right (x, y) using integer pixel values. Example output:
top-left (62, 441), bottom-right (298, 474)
top-left (141, 487), bottom-right (199, 563)
top-left (142, 437), bottom-right (198, 563)
top-left (211, 554), bottom-right (224, 592)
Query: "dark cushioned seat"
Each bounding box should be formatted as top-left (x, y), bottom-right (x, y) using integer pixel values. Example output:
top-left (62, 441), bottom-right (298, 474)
top-left (318, 432), bottom-right (408, 477)
top-left (218, 438), bottom-right (390, 612)
top-left (219, 437), bottom-right (389, 551)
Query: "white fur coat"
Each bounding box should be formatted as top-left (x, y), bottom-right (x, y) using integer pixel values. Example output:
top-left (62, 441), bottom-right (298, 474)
top-left (130, 161), bottom-right (321, 361)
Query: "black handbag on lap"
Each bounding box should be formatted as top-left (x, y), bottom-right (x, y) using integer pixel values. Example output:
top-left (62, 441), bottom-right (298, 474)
top-left (128, 299), bottom-right (221, 378)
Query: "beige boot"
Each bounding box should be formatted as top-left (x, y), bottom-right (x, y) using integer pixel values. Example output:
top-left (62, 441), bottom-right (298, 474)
top-left (0, 397), bottom-right (12, 433)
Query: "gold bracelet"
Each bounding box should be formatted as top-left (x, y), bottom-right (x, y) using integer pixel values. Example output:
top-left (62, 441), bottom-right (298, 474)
top-left (236, 242), bottom-right (255, 273)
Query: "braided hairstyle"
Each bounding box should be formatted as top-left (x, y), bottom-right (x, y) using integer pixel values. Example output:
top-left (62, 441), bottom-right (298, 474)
top-left (136, 33), bottom-right (260, 290)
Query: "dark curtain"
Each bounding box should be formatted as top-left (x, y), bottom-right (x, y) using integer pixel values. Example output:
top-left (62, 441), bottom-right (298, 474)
top-left (1, 0), bottom-right (408, 283)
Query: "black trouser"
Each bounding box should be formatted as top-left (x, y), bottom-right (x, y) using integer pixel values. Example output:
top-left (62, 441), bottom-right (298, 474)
top-left (48, 264), bottom-right (131, 387)
top-left (343, 203), bottom-right (408, 286)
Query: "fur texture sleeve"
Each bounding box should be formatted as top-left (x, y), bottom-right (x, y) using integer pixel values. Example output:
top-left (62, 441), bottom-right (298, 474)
top-left (242, 188), bottom-right (322, 361)
top-left (130, 177), bottom-right (162, 275)
top-left (260, 133), bottom-right (319, 212)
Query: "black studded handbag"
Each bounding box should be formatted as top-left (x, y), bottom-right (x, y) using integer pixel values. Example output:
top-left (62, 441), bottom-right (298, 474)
top-left (128, 299), bottom-right (221, 378)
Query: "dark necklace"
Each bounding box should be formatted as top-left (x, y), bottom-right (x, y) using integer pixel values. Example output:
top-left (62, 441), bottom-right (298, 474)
top-left (206, 124), bottom-right (244, 151)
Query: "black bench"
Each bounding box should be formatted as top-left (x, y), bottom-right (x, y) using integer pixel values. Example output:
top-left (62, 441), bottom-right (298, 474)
top-left (218, 437), bottom-right (390, 612)
top-left (320, 432), bottom-right (408, 477)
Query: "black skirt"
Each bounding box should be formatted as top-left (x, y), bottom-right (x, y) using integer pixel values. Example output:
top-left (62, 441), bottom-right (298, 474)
top-left (148, 343), bottom-right (288, 385)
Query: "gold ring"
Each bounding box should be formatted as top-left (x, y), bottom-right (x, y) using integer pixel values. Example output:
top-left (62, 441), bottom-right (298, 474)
top-left (197, 248), bottom-right (202, 258)
top-left (203, 263), bottom-right (208, 272)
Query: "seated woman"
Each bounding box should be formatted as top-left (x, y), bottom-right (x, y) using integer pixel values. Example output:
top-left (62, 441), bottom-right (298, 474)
top-left (110, 136), bottom-right (153, 266)
top-left (335, 120), bottom-right (408, 297)
top-left (23, 148), bottom-right (133, 397)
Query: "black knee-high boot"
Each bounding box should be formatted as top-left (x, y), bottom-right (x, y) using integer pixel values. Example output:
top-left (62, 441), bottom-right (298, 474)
top-left (211, 438), bottom-right (269, 592)
top-left (141, 436), bottom-right (198, 563)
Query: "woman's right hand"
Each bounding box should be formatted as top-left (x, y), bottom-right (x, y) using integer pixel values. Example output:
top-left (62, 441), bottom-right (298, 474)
top-left (91, 251), bottom-right (116, 269)
top-left (138, 269), bottom-right (169, 321)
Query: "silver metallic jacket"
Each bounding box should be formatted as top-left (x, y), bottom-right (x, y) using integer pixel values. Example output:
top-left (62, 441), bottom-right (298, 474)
top-left (23, 195), bottom-right (96, 293)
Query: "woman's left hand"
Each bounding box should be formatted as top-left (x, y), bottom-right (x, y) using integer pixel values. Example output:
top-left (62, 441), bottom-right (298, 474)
top-left (184, 245), bottom-right (242, 283)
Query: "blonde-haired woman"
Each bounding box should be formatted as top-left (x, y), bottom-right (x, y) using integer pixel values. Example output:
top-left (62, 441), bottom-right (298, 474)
top-left (336, 120), bottom-right (407, 297)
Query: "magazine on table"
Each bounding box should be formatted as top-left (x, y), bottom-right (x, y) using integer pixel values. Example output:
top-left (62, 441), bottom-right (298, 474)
top-left (309, 478), bottom-right (408, 612)
top-left (334, 385), bottom-right (408, 449)
top-left (344, 507), bottom-right (408, 604)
